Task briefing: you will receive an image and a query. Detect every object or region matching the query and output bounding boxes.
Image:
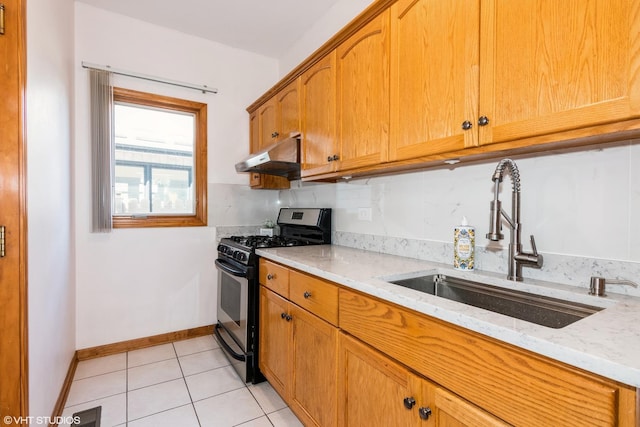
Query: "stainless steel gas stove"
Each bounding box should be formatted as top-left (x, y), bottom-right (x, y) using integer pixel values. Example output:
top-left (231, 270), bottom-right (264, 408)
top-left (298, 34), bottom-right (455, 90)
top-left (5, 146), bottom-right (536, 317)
top-left (214, 208), bottom-right (331, 383)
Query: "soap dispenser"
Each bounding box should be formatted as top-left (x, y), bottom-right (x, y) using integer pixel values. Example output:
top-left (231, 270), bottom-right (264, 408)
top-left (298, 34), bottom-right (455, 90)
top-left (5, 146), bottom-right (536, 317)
top-left (454, 216), bottom-right (475, 271)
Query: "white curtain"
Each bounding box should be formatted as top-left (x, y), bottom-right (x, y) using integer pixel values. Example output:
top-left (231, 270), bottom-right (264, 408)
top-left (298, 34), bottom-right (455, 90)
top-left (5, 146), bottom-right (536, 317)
top-left (90, 69), bottom-right (113, 232)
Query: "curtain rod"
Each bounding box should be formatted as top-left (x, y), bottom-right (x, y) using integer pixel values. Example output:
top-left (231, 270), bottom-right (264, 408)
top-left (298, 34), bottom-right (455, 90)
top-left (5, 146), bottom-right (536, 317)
top-left (81, 61), bottom-right (218, 94)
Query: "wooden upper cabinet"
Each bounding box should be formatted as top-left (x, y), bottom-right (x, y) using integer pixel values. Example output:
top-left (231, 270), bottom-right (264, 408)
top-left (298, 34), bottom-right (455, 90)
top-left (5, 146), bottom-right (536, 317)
top-left (479, 0), bottom-right (640, 145)
top-left (301, 51), bottom-right (338, 178)
top-left (389, 0), bottom-right (480, 161)
top-left (248, 112), bottom-right (263, 187)
top-left (278, 78), bottom-right (302, 137)
top-left (249, 0), bottom-right (640, 181)
top-left (336, 10), bottom-right (391, 171)
top-left (257, 78), bottom-right (301, 150)
top-left (249, 80), bottom-right (300, 189)
top-left (258, 97), bottom-right (278, 149)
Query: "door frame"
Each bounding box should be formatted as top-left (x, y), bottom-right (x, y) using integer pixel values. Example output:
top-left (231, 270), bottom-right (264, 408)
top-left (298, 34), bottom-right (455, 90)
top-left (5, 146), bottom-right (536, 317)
top-left (0, 0), bottom-right (29, 420)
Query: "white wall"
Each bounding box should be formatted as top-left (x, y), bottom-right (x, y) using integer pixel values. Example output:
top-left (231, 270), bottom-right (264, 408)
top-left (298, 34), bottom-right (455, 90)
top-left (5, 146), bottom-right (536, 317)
top-left (27, 0), bottom-right (76, 417)
top-left (74, 3), bottom-right (280, 348)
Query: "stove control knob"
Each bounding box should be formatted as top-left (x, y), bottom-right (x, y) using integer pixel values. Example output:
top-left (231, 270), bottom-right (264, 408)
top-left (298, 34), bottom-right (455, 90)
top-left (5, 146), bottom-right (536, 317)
top-left (217, 244), bottom-right (226, 254)
top-left (237, 252), bottom-right (247, 262)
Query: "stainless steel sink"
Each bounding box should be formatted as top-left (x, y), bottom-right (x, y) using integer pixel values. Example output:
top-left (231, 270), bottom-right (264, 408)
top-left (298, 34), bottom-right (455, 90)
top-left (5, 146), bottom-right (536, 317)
top-left (389, 274), bottom-right (603, 328)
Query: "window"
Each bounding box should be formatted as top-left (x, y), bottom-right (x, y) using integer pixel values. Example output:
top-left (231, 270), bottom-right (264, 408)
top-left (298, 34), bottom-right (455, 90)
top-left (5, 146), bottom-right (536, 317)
top-left (112, 88), bottom-right (207, 228)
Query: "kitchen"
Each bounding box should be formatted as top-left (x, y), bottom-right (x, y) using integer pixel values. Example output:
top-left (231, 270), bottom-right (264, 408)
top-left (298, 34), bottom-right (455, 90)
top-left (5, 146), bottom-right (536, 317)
top-left (13, 0), bottom-right (640, 425)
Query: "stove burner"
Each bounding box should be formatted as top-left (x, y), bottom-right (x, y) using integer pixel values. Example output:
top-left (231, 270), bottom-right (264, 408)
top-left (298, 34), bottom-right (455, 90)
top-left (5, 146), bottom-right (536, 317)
top-left (229, 235), bottom-right (310, 249)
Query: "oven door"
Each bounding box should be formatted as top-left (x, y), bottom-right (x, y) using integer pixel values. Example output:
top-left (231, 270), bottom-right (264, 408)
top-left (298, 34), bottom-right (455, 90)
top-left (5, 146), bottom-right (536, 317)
top-left (215, 258), bottom-right (250, 351)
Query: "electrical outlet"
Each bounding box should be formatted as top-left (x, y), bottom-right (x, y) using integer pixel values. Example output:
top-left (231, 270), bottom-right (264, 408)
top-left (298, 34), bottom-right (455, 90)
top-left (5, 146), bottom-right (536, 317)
top-left (357, 207), bottom-right (372, 221)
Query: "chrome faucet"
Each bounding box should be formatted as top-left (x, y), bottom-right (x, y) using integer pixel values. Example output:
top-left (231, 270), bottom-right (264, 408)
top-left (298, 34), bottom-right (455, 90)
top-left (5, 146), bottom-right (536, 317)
top-left (486, 159), bottom-right (543, 281)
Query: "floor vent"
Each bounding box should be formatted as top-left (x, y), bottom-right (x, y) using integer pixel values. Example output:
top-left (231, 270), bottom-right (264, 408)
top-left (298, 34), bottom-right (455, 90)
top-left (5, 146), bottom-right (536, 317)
top-left (72, 406), bottom-right (101, 427)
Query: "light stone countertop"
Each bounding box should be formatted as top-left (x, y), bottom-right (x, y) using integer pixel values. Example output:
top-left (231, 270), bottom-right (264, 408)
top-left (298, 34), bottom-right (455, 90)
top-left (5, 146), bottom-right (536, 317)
top-left (256, 244), bottom-right (640, 388)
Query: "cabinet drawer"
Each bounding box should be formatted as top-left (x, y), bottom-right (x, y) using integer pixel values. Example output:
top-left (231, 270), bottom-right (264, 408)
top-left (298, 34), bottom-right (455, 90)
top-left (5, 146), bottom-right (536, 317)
top-left (339, 288), bottom-right (635, 427)
top-left (259, 259), bottom-right (290, 297)
top-left (290, 270), bottom-right (338, 326)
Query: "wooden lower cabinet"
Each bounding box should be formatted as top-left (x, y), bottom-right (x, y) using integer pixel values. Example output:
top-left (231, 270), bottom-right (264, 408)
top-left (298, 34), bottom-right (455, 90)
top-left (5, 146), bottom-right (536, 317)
top-left (339, 288), bottom-right (637, 427)
top-left (259, 285), bottom-right (338, 426)
top-left (259, 286), bottom-right (290, 397)
top-left (290, 303), bottom-right (338, 427)
top-left (260, 260), bottom-right (637, 427)
top-left (339, 332), bottom-right (508, 427)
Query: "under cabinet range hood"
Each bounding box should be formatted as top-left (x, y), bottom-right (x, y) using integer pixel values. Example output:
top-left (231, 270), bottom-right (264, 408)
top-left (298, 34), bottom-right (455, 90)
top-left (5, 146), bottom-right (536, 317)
top-left (235, 133), bottom-right (301, 180)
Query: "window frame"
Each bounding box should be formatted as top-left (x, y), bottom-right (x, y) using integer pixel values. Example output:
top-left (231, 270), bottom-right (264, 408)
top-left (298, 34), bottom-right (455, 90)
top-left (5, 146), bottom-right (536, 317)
top-left (112, 87), bottom-right (207, 228)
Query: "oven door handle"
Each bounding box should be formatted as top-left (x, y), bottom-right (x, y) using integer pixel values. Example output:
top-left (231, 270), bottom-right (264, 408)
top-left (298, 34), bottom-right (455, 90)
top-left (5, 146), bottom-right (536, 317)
top-left (215, 258), bottom-right (249, 277)
top-left (214, 324), bottom-right (246, 362)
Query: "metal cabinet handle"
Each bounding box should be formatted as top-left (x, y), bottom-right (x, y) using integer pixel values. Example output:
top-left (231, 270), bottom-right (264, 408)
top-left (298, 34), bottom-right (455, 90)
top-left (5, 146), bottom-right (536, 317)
top-left (281, 312), bottom-right (286, 319)
top-left (403, 397), bottom-right (416, 410)
top-left (461, 120), bottom-right (473, 130)
top-left (285, 314), bottom-right (292, 321)
top-left (267, 273), bottom-right (274, 280)
top-left (418, 407), bottom-right (432, 420)
top-left (271, 131), bottom-right (280, 138)
top-left (303, 291), bottom-right (312, 299)
top-left (332, 154), bottom-right (339, 161)
top-left (478, 116), bottom-right (490, 126)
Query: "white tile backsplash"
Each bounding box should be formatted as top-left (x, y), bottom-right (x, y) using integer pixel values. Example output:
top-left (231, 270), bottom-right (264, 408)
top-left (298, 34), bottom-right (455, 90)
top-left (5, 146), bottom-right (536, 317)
top-left (263, 140), bottom-right (640, 293)
top-left (212, 140), bottom-right (640, 293)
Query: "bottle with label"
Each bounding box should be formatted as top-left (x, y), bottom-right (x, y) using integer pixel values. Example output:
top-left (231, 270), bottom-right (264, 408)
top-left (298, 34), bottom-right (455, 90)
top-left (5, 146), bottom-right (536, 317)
top-left (454, 216), bottom-right (475, 271)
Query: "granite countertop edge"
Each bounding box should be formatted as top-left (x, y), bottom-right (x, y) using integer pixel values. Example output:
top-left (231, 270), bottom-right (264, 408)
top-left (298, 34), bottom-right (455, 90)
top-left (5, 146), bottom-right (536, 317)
top-left (256, 244), bottom-right (640, 389)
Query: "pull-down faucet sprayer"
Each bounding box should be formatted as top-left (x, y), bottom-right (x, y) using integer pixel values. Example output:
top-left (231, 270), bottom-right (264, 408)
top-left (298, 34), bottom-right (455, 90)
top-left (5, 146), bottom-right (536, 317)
top-left (486, 159), bottom-right (543, 281)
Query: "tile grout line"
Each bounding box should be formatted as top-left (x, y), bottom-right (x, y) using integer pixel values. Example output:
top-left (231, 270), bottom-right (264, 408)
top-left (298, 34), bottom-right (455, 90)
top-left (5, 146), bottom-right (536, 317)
top-left (172, 341), bottom-right (202, 427)
top-left (125, 351), bottom-right (129, 427)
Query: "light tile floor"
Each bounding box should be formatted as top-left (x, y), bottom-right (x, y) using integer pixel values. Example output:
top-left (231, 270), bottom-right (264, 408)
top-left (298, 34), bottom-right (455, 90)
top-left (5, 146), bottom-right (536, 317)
top-left (60, 335), bottom-right (303, 427)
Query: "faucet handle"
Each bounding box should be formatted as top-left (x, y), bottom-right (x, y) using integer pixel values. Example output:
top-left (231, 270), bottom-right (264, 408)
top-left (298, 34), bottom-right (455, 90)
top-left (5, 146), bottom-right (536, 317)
top-left (518, 235), bottom-right (543, 268)
top-left (530, 235), bottom-right (539, 256)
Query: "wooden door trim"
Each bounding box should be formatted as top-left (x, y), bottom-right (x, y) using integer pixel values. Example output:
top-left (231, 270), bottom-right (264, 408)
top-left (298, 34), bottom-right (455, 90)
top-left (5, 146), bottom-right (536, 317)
top-left (0, 0), bottom-right (30, 419)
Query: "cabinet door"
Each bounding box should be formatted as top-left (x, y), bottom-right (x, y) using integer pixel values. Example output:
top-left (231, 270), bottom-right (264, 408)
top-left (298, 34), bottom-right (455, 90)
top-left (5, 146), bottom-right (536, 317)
top-left (259, 286), bottom-right (291, 399)
top-left (433, 388), bottom-right (510, 427)
top-left (301, 51), bottom-right (338, 177)
top-left (290, 304), bottom-right (338, 427)
top-left (250, 99), bottom-right (290, 189)
top-left (479, 0), bottom-right (640, 146)
top-left (336, 10), bottom-right (390, 171)
top-left (278, 78), bottom-right (301, 136)
top-left (389, 0), bottom-right (480, 161)
top-left (248, 112), bottom-right (263, 187)
top-left (338, 332), bottom-right (419, 427)
top-left (258, 98), bottom-right (278, 148)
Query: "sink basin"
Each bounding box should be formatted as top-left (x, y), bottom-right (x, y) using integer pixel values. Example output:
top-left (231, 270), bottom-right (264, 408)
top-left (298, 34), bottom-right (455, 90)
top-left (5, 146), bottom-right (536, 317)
top-left (388, 274), bottom-right (603, 328)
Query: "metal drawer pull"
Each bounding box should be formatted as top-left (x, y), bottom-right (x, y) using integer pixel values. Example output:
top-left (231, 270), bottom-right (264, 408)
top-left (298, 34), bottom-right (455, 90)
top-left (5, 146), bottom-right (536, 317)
top-left (419, 407), bottom-right (432, 420)
top-left (280, 312), bottom-right (292, 321)
top-left (267, 273), bottom-right (274, 280)
top-left (403, 397), bottom-right (416, 410)
top-left (303, 291), bottom-right (312, 299)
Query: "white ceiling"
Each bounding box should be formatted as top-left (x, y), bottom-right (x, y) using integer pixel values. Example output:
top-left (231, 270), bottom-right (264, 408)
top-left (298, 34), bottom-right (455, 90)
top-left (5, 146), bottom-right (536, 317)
top-left (74, 0), bottom-right (344, 58)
